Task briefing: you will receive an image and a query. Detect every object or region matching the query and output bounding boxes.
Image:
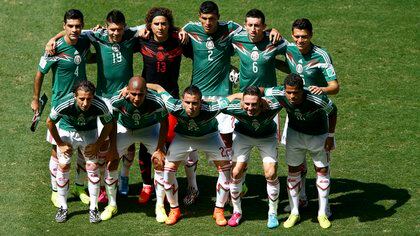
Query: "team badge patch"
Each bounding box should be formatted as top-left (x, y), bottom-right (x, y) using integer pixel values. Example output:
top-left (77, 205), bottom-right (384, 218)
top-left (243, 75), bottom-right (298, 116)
top-left (77, 115), bottom-right (86, 126)
top-left (206, 39), bottom-right (214, 50)
top-left (74, 55), bottom-right (81, 65)
top-left (112, 44), bottom-right (120, 52)
top-left (251, 51), bottom-right (259, 61)
top-left (251, 119), bottom-right (260, 130)
top-left (132, 112), bottom-right (141, 125)
top-left (296, 64), bottom-right (303, 73)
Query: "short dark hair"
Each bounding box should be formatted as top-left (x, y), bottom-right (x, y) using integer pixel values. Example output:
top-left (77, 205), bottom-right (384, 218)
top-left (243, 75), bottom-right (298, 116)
top-left (292, 18), bottom-right (312, 34)
top-left (74, 80), bottom-right (96, 95)
top-left (145, 7), bottom-right (176, 33)
top-left (199, 1), bottom-right (219, 15)
top-left (106, 9), bottom-right (126, 25)
top-left (182, 85), bottom-right (202, 99)
top-left (245, 9), bottom-right (265, 25)
top-left (64, 9), bottom-right (84, 25)
top-left (243, 86), bottom-right (262, 98)
top-left (283, 73), bottom-right (304, 90)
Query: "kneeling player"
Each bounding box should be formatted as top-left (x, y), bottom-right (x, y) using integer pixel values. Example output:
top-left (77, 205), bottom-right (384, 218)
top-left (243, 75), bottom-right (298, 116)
top-left (265, 74), bottom-right (337, 229)
top-left (46, 81), bottom-right (114, 223)
top-left (148, 84), bottom-right (235, 226)
top-left (222, 86), bottom-right (282, 228)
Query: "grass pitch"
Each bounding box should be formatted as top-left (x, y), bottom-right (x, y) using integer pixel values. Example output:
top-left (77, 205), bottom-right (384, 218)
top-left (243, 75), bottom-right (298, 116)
top-left (0, 0), bottom-right (418, 235)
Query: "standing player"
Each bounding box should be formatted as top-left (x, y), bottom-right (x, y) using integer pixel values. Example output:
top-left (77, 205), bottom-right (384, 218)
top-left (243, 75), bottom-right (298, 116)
top-left (279, 18), bottom-right (340, 213)
top-left (223, 86), bottom-right (282, 228)
top-left (46, 80), bottom-right (114, 223)
top-left (32, 9), bottom-right (91, 208)
top-left (110, 76), bottom-right (168, 222)
top-left (147, 83), bottom-right (234, 226)
top-left (265, 74), bottom-right (337, 229)
top-left (46, 10), bottom-right (141, 208)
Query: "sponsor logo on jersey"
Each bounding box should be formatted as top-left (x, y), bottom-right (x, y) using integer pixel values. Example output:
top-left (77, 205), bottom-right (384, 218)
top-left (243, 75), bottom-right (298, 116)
top-left (206, 39), bottom-right (214, 50)
top-left (112, 44), bottom-right (120, 52)
top-left (296, 64), bottom-right (303, 74)
top-left (251, 51), bottom-right (259, 61)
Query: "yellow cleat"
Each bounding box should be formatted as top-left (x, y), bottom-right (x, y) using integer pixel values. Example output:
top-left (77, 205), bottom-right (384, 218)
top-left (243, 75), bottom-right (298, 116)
top-left (73, 185), bottom-right (90, 205)
top-left (51, 191), bottom-right (60, 208)
top-left (100, 205), bottom-right (118, 221)
top-left (317, 215), bottom-right (331, 229)
top-left (155, 204), bottom-right (168, 223)
top-left (283, 214), bottom-right (300, 228)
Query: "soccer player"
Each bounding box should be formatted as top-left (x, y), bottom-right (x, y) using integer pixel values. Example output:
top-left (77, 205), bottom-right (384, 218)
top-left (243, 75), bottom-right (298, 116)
top-left (280, 18), bottom-right (340, 213)
top-left (46, 80), bottom-right (114, 223)
top-left (110, 76), bottom-right (168, 223)
top-left (31, 9), bottom-right (91, 208)
top-left (133, 7), bottom-right (197, 206)
top-left (147, 83), bottom-right (234, 226)
top-left (46, 10), bottom-right (141, 210)
top-left (222, 86), bottom-right (282, 228)
top-left (265, 73), bottom-right (337, 229)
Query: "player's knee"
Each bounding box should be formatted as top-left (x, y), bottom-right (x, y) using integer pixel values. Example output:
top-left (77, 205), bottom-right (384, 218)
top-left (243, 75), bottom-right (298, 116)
top-left (58, 164), bottom-right (70, 172)
top-left (315, 166), bottom-right (328, 174)
top-left (264, 169), bottom-right (277, 181)
top-left (231, 166), bottom-right (244, 179)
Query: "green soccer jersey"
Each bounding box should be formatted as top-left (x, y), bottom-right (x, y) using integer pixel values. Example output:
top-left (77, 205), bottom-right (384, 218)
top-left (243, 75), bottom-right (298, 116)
top-left (38, 36), bottom-right (90, 106)
top-left (110, 90), bottom-right (168, 130)
top-left (49, 93), bottom-right (113, 131)
top-left (84, 28), bottom-right (138, 98)
top-left (285, 43), bottom-right (337, 87)
top-left (265, 86), bottom-right (336, 135)
top-left (232, 31), bottom-right (287, 91)
top-left (183, 21), bottom-right (242, 96)
top-left (223, 97), bottom-right (282, 137)
top-left (159, 91), bottom-right (229, 136)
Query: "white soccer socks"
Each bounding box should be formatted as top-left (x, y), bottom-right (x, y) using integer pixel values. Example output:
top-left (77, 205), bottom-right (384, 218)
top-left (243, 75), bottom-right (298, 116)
top-left (215, 164), bottom-right (231, 208)
top-left (56, 167), bottom-right (70, 209)
top-left (316, 172), bottom-right (330, 216)
top-left (104, 169), bottom-right (118, 207)
top-left (164, 167), bottom-right (179, 208)
top-left (86, 162), bottom-right (100, 210)
top-left (120, 149), bottom-right (134, 177)
top-left (154, 170), bottom-right (165, 206)
top-left (267, 177), bottom-right (280, 215)
top-left (287, 172), bottom-right (302, 215)
top-left (230, 177), bottom-right (243, 214)
top-left (49, 156), bottom-right (58, 191)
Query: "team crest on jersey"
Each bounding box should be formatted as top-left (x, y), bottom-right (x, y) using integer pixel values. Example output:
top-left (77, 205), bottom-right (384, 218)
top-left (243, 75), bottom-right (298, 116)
top-left (296, 64), bottom-right (303, 74)
top-left (251, 119), bottom-right (260, 130)
top-left (77, 115), bottom-right (86, 126)
top-left (156, 51), bottom-right (166, 61)
top-left (294, 109), bottom-right (304, 121)
top-left (132, 112), bottom-right (141, 124)
top-left (112, 44), bottom-right (120, 52)
top-left (188, 120), bottom-right (199, 131)
top-left (251, 51), bottom-right (259, 61)
top-left (206, 39), bottom-right (214, 50)
top-left (73, 51), bottom-right (81, 65)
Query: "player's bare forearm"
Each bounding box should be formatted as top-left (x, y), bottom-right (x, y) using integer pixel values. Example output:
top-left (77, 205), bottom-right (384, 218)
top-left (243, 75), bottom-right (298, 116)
top-left (325, 80), bottom-right (340, 95)
top-left (146, 83), bottom-right (165, 93)
top-left (97, 122), bottom-right (113, 146)
top-left (106, 121), bottom-right (118, 161)
top-left (45, 30), bottom-right (65, 54)
top-left (46, 118), bottom-right (63, 146)
top-left (32, 72), bottom-right (44, 112)
top-left (328, 112), bottom-right (337, 134)
top-left (275, 59), bottom-right (290, 73)
top-left (227, 93), bottom-right (243, 102)
top-left (156, 118), bottom-right (169, 153)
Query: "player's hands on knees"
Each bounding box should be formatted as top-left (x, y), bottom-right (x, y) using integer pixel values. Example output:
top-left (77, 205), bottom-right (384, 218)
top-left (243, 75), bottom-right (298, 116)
top-left (139, 28), bottom-right (150, 39)
top-left (59, 143), bottom-right (73, 156)
top-left (269, 28), bottom-right (282, 44)
top-left (45, 38), bottom-right (56, 55)
top-left (309, 86), bottom-right (324, 95)
top-left (31, 99), bottom-right (39, 114)
top-left (85, 143), bottom-right (99, 158)
top-left (178, 30), bottom-right (189, 44)
top-left (324, 137), bottom-right (335, 152)
top-left (152, 150), bottom-right (166, 171)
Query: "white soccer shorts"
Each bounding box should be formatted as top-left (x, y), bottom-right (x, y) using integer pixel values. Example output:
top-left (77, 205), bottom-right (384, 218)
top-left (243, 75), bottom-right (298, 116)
top-left (285, 127), bottom-right (329, 168)
top-left (167, 131), bottom-right (228, 162)
top-left (116, 123), bottom-right (160, 157)
top-left (56, 128), bottom-right (98, 165)
top-left (232, 132), bottom-right (278, 163)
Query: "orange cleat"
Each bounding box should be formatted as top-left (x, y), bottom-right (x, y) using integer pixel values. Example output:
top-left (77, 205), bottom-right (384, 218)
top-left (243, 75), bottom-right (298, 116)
top-left (165, 207), bottom-right (181, 225)
top-left (138, 184), bottom-right (153, 204)
top-left (213, 207), bottom-right (227, 226)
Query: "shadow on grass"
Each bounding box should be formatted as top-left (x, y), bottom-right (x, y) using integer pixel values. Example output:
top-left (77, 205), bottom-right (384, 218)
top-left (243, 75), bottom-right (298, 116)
top-left (79, 174), bottom-right (409, 223)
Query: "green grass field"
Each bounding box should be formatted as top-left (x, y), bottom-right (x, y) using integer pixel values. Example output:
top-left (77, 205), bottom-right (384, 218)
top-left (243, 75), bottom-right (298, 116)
top-left (0, 0), bottom-right (419, 234)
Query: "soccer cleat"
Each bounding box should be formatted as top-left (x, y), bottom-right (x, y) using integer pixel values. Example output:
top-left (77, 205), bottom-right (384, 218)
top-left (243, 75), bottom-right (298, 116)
top-left (100, 205), bottom-right (117, 221)
top-left (98, 187), bottom-right (108, 204)
top-left (138, 184), bottom-right (153, 204)
top-left (267, 213), bottom-right (279, 229)
top-left (72, 185), bottom-right (90, 205)
top-left (155, 204), bottom-right (168, 223)
top-left (283, 214), bottom-right (300, 228)
top-left (318, 215), bottom-right (331, 229)
top-left (165, 207), bottom-right (181, 225)
top-left (283, 198), bottom-right (308, 213)
top-left (183, 187), bottom-right (199, 206)
top-left (213, 208), bottom-right (227, 226)
top-left (89, 208), bottom-right (102, 223)
top-left (118, 176), bottom-right (129, 196)
top-left (228, 212), bottom-right (242, 227)
top-left (55, 207), bottom-right (68, 223)
top-left (51, 191), bottom-right (60, 208)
